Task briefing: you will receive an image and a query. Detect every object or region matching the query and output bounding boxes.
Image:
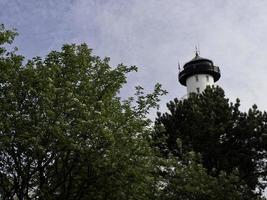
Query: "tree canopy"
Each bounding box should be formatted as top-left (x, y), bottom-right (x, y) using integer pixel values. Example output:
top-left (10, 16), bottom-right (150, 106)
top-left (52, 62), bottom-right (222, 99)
top-left (0, 24), bottom-right (266, 200)
top-left (154, 86), bottom-right (267, 199)
top-left (0, 24), bottom-right (166, 199)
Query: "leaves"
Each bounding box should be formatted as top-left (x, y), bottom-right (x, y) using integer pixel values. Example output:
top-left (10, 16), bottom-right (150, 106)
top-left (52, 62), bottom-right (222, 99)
top-left (1, 24), bottom-right (265, 200)
top-left (0, 25), bottom-right (167, 200)
top-left (154, 86), bottom-right (267, 199)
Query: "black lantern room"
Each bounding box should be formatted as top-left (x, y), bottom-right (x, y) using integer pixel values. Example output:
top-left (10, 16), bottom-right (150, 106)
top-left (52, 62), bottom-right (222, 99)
top-left (178, 53), bottom-right (221, 86)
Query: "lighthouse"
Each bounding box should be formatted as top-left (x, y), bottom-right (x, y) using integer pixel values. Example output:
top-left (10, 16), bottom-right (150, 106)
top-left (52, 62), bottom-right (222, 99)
top-left (178, 52), bottom-right (221, 94)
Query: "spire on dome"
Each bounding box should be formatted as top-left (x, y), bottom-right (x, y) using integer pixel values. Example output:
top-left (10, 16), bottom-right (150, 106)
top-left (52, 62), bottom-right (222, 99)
top-left (195, 45), bottom-right (200, 57)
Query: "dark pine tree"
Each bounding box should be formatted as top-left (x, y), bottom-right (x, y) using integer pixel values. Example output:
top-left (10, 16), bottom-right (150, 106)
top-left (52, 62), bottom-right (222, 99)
top-left (154, 86), bottom-right (267, 196)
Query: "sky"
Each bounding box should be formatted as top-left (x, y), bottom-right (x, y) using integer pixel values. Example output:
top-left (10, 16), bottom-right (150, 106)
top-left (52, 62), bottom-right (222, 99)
top-left (1, 0), bottom-right (267, 113)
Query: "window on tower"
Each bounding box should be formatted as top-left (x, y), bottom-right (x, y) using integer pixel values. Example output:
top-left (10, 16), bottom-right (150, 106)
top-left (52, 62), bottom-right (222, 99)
top-left (206, 75), bottom-right (209, 82)
top-left (196, 87), bottom-right (200, 93)
top-left (195, 75), bottom-right (199, 82)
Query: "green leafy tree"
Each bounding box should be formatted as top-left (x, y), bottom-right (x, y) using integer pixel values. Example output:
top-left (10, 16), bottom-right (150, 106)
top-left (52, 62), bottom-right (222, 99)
top-left (0, 24), bottom-right (166, 199)
top-left (0, 24), bottom-right (265, 200)
top-left (157, 152), bottom-right (256, 200)
top-left (154, 86), bottom-right (267, 198)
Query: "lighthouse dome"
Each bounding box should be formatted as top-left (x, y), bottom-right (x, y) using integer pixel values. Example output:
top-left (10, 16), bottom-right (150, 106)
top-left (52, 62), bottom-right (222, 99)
top-left (178, 53), bottom-right (221, 86)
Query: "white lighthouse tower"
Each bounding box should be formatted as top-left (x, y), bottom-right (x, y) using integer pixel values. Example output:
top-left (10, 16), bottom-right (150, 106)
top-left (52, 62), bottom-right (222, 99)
top-left (178, 52), bottom-right (221, 94)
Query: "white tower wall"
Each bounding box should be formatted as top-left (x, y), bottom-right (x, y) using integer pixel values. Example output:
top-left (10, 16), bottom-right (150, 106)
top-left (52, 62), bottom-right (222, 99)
top-left (186, 74), bottom-right (214, 94)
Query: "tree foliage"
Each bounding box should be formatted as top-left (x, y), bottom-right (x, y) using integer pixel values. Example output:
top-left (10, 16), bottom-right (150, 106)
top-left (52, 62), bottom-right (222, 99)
top-left (158, 153), bottom-right (256, 200)
top-left (154, 86), bottom-right (267, 198)
top-left (0, 24), bottom-right (266, 200)
top-left (0, 24), bottom-right (167, 199)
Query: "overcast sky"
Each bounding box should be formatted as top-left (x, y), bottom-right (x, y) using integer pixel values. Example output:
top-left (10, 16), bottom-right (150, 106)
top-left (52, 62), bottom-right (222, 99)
top-left (1, 0), bottom-right (267, 113)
